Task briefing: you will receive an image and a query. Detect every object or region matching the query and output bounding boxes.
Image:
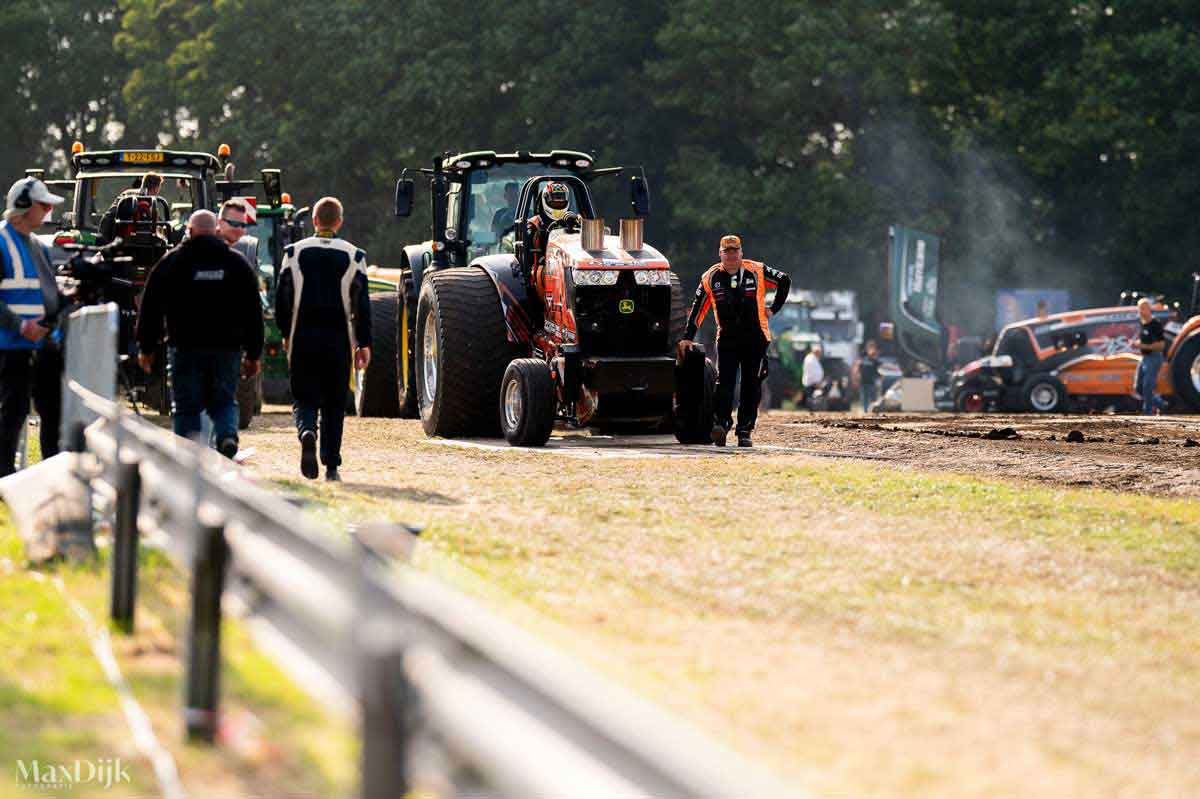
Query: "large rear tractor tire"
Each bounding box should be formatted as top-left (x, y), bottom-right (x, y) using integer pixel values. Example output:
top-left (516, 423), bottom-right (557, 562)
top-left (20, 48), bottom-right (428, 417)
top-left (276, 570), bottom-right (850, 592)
top-left (1021, 374), bottom-right (1067, 413)
top-left (355, 291), bottom-right (401, 417)
top-left (1170, 335), bottom-right (1200, 411)
top-left (500, 359), bottom-right (556, 447)
top-left (673, 348), bottom-right (716, 445)
top-left (415, 268), bottom-right (513, 437)
top-left (396, 269), bottom-right (419, 418)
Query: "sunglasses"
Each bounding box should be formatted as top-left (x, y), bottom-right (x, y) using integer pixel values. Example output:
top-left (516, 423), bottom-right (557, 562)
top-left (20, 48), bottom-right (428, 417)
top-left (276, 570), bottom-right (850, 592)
top-left (220, 218), bottom-right (247, 228)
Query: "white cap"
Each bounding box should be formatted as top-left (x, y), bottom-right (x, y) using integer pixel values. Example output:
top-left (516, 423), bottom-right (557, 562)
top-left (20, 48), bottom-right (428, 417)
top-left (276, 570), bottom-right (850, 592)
top-left (5, 177), bottom-right (65, 221)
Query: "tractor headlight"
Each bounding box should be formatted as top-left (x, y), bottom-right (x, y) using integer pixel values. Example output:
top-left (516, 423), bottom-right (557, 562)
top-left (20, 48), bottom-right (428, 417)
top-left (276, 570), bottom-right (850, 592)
top-left (573, 269), bottom-right (619, 286)
top-left (633, 269), bottom-right (670, 286)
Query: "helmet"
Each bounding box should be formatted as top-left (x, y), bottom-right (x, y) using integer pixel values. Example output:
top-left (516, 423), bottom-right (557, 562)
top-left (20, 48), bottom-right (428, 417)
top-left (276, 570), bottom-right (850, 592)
top-left (540, 182), bottom-right (570, 221)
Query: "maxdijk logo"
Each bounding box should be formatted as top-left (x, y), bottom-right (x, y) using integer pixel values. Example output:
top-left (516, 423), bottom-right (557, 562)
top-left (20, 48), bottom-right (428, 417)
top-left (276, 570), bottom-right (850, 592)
top-left (15, 758), bottom-right (131, 790)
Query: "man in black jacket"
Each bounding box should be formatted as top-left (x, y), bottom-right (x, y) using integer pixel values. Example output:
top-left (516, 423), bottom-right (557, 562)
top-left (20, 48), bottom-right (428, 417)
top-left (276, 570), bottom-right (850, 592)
top-left (136, 210), bottom-right (263, 457)
top-left (275, 197), bottom-right (371, 481)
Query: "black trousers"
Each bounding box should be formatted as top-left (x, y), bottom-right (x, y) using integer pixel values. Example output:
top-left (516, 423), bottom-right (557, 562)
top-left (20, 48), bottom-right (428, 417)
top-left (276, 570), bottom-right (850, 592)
top-left (714, 333), bottom-right (767, 434)
top-left (290, 330), bottom-right (351, 468)
top-left (0, 346), bottom-right (63, 477)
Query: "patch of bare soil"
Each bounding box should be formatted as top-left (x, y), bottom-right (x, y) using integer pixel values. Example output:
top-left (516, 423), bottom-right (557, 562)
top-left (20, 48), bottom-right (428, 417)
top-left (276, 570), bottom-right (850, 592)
top-left (758, 411), bottom-right (1200, 497)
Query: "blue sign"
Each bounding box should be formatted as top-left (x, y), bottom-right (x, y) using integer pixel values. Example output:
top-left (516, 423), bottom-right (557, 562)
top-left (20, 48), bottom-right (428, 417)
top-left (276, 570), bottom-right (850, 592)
top-left (995, 289), bottom-right (1071, 329)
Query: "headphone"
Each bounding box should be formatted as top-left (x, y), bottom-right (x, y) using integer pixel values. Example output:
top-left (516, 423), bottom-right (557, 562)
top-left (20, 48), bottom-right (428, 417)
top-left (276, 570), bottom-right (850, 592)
top-left (12, 179), bottom-right (34, 211)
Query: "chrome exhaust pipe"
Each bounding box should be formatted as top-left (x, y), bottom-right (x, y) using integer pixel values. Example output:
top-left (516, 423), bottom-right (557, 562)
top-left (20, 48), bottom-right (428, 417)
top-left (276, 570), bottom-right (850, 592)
top-left (619, 218), bottom-right (643, 252)
top-left (582, 217), bottom-right (604, 251)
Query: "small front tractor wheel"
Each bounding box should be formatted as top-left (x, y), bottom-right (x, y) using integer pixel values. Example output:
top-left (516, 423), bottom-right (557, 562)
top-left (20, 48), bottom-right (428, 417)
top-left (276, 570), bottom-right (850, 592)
top-left (954, 387), bottom-right (986, 413)
top-left (673, 348), bottom-right (717, 444)
top-left (355, 291), bottom-right (401, 417)
top-left (1021, 374), bottom-right (1067, 413)
top-left (416, 268), bottom-right (513, 437)
top-left (1170, 334), bottom-right (1200, 411)
top-left (500, 359), bottom-right (556, 447)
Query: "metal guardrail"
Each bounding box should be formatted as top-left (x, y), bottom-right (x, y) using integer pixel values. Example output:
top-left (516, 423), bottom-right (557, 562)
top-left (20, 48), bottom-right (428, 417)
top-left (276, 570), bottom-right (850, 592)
top-left (58, 307), bottom-right (794, 799)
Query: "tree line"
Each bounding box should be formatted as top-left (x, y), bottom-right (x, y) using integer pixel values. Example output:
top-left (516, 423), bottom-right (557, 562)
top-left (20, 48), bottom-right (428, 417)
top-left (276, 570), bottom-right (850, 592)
top-left (4, 0), bottom-right (1198, 332)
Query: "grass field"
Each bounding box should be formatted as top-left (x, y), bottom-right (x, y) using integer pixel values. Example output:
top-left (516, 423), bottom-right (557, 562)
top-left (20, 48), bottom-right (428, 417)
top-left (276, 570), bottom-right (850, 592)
top-left (240, 412), bottom-right (1200, 799)
top-left (0, 499), bottom-right (356, 799)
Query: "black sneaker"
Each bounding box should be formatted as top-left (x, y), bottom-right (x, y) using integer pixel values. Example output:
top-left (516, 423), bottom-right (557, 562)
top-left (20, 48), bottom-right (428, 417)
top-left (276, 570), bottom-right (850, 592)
top-left (737, 433), bottom-right (753, 448)
top-left (710, 423), bottom-right (728, 447)
top-left (217, 437), bottom-right (238, 460)
top-left (300, 431), bottom-right (318, 479)
top-left (325, 467), bottom-right (341, 482)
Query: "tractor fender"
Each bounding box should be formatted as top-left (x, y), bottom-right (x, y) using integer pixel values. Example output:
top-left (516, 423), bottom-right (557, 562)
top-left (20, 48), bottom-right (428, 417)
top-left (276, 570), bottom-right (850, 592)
top-left (469, 254), bottom-right (535, 347)
top-left (402, 243), bottom-right (433, 299)
top-left (1167, 316), bottom-right (1200, 360)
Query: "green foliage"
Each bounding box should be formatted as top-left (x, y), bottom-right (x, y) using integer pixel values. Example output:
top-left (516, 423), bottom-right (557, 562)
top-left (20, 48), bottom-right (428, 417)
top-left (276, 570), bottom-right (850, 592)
top-left (3, 0), bottom-right (1198, 330)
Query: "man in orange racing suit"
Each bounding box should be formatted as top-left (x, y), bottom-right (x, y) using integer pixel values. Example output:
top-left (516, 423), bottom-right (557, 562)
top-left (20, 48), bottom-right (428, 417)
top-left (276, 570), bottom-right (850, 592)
top-left (678, 234), bottom-right (790, 448)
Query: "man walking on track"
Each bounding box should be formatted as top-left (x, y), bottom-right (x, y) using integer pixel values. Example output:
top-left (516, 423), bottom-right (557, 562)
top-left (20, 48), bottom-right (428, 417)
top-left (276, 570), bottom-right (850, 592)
top-left (275, 197), bottom-right (371, 482)
top-left (136, 210), bottom-right (263, 458)
top-left (677, 234), bottom-right (790, 448)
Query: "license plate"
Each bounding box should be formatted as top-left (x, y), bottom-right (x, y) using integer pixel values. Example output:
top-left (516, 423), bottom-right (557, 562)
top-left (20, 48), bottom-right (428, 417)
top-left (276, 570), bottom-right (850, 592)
top-left (122, 151), bottom-right (164, 164)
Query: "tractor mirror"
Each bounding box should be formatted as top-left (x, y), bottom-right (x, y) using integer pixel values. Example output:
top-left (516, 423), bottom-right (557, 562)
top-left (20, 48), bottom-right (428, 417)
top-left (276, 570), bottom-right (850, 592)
top-left (261, 169), bottom-right (282, 207)
top-left (630, 175), bottom-right (651, 218)
top-left (394, 178), bottom-right (415, 218)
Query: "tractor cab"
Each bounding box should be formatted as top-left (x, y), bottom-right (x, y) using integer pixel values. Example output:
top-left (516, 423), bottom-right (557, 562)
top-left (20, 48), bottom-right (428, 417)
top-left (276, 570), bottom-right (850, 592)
top-left (394, 149), bottom-right (607, 268)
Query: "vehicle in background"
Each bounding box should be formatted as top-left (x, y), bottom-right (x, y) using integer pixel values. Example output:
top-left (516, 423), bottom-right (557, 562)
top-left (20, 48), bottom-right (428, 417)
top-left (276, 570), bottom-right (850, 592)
top-left (27, 144), bottom-right (296, 426)
top-left (762, 289), bottom-right (860, 410)
top-left (885, 223), bottom-right (1200, 413)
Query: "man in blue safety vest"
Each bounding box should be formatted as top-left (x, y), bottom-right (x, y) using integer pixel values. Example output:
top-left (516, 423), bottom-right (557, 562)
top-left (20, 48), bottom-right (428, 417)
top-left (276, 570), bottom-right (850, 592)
top-left (0, 177), bottom-right (66, 476)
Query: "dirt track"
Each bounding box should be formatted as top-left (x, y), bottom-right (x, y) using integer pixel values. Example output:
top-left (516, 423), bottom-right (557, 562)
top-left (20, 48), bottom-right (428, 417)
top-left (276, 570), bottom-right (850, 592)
top-left (754, 411), bottom-right (1200, 498)
top-left (230, 407), bottom-right (1200, 799)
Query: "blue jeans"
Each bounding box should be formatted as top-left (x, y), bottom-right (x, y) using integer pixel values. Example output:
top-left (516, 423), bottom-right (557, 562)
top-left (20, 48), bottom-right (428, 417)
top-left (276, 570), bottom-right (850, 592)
top-left (1135, 351), bottom-right (1167, 415)
top-left (168, 347), bottom-right (241, 445)
top-left (860, 382), bottom-right (878, 412)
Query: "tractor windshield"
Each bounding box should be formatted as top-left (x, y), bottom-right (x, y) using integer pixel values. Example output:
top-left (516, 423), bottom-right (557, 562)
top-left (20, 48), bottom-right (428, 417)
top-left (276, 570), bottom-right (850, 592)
top-left (462, 163), bottom-right (573, 260)
top-left (769, 302), bottom-right (814, 337)
top-left (75, 173), bottom-right (202, 231)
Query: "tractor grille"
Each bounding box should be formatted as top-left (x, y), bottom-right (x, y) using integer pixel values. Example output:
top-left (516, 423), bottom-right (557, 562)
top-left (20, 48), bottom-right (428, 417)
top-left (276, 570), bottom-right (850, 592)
top-left (573, 272), bottom-right (671, 356)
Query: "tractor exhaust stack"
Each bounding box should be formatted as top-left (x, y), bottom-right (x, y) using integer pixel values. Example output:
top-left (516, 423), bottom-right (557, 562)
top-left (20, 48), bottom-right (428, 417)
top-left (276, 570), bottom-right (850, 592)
top-left (582, 217), bottom-right (605, 251)
top-left (619, 218), bottom-right (643, 252)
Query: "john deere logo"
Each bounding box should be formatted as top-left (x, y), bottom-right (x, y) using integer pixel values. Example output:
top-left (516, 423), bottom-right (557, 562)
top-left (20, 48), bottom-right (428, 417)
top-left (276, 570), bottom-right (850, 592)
top-left (618, 299), bottom-right (635, 314)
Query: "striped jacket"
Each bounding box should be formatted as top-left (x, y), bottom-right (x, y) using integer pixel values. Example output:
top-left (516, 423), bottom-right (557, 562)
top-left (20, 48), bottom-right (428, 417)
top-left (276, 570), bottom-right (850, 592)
top-left (0, 221), bottom-right (53, 350)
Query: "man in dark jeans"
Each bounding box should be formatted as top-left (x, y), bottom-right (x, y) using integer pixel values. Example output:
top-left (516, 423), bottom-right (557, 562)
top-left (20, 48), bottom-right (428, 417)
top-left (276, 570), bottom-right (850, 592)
top-left (854, 339), bottom-right (881, 412)
top-left (1134, 297), bottom-right (1167, 415)
top-left (0, 177), bottom-right (67, 475)
top-left (136, 210), bottom-right (263, 457)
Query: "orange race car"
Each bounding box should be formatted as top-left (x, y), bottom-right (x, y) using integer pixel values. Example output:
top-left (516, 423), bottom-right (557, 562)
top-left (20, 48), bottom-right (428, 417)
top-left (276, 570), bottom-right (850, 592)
top-left (948, 304), bottom-right (1200, 412)
top-left (886, 225), bottom-right (1200, 413)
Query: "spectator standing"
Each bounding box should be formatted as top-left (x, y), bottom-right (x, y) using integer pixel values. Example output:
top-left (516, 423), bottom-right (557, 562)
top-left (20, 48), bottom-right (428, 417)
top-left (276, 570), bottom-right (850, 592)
top-left (1134, 297), bottom-right (1167, 415)
top-left (275, 197), bottom-right (371, 481)
top-left (136, 210), bottom-right (263, 457)
top-left (0, 178), bottom-right (66, 475)
top-left (802, 343), bottom-right (825, 407)
top-left (855, 339), bottom-right (881, 412)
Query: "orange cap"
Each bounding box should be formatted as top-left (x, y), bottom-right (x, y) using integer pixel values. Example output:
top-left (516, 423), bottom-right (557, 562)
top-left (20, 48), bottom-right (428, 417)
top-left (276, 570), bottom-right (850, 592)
top-left (217, 143), bottom-right (231, 157)
top-left (71, 141), bottom-right (84, 155)
top-left (720, 234), bottom-right (742, 250)
top-left (281, 192), bottom-right (292, 205)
